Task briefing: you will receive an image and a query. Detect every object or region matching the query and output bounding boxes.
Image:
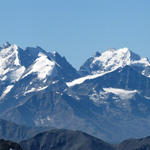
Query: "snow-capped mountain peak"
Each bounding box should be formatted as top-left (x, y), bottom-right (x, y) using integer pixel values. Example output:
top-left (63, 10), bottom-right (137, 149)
top-left (91, 48), bottom-right (137, 73)
top-left (67, 48), bottom-right (150, 87)
top-left (94, 48), bottom-right (135, 67)
top-left (79, 48), bottom-right (150, 77)
top-left (0, 42), bottom-right (80, 100)
top-left (22, 52), bottom-right (56, 80)
top-left (0, 43), bottom-right (25, 82)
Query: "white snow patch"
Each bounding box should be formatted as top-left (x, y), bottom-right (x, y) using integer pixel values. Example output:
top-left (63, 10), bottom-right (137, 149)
top-left (89, 89), bottom-right (109, 104)
top-left (1, 75), bottom-right (7, 81)
top-left (14, 45), bottom-right (20, 66)
top-left (29, 81), bottom-right (33, 85)
top-left (10, 66), bottom-right (25, 82)
top-left (22, 52), bottom-right (55, 80)
top-left (132, 58), bottom-right (150, 66)
top-left (43, 79), bottom-right (47, 83)
top-left (52, 80), bottom-right (59, 84)
top-left (34, 115), bottom-right (53, 126)
top-left (74, 95), bottom-right (80, 100)
top-left (144, 96), bottom-right (150, 100)
top-left (0, 85), bottom-right (14, 99)
top-left (66, 72), bottom-right (109, 87)
top-left (103, 88), bottom-right (138, 100)
top-left (56, 91), bottom-right (60, 94)
top-left (47, 116), bottom-right (51, 121)
top-left (24, 86), bottom-right (48, 95)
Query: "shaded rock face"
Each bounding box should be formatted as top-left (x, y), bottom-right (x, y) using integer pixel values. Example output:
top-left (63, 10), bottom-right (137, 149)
top-left (0, 119), bottom-right (50, 142)
top-left (20, 129), bottom-right (115, 150)
top-left (117, 136), bottom-right (150, 150)
top-left (19, 129), bottom-right (150, 150)
top-left (0, 139), bottom-right (22, 150)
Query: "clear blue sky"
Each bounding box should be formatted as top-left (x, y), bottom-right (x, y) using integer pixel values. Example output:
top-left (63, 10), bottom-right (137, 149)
top-left (0, 0), bottom-right (150, 69)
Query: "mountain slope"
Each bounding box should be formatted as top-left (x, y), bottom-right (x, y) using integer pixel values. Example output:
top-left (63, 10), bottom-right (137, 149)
top-left (2, 66), bottom-right (150, 142)
top-left (0, 42), bottom-right (79, 114)
top-left (0, 119), bottom-right (50, 142)
top-left (117, 136), bottom-right (150, 150)
top-left (19, 129), bottom-right (150, 150)
top-left (66, 66), bottom-right (150, 142)
top-left (0, 42), bottom-right (25, 83)
top-left (2, 128), bottom-right (150, 150)
top-left (20, 129), bottom-right (115, 150)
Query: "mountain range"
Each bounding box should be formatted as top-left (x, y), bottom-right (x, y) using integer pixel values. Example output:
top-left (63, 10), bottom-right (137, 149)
top-left (20, 129), bottom-right (115, 150)
top-left (2, 128), bottom-right (150, 150)
top-left (20, 129), bottom-right (150, 150)
top-left (0, 42), bottom-right (150, 142)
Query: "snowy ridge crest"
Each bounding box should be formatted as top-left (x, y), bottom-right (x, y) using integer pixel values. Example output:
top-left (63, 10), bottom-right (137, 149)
top-left (72, 48), bottom-right (150, 87)
top-left (91, 48), bottom-right (150, 75)
top-left (0, 43), bottom-right (25, 82)
top-left (0, 42), bottom-right (80, 100)
top-left (0, 43), bottom-right (150, 99)
top-left (0, 42), bottom-right (58, 99)
top-left (22, 52), bottom-right (56, 80)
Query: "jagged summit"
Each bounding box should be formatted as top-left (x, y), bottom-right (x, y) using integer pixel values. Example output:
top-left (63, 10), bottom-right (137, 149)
top-left (0, 42), bottom-right (79, 100)
top-left (2, 41), bottom-right (11, 48)
top-left (97, 47), bottom-right (144, 62)
top-left (0, 42), bottom-right (24, 82)
top-left (79, 48), bottom-right (150, 77)
top-left (1, 42), bottom-right (18, 50)
top-left (66, 48), bottom-right (150, 87)
top-left (94, 51), bottom-right (101, 57)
